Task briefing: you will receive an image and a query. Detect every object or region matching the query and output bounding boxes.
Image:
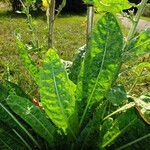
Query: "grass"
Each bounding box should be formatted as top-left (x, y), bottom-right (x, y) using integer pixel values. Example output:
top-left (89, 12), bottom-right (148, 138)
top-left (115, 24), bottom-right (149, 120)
top-left (0, 4), bottom-right (149, 97)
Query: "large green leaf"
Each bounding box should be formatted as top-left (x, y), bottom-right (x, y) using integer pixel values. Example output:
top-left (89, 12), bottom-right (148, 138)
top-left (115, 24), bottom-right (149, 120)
top-left (128, 28), bottom-right (150, 56)
top-left (7, 95), bottom-right (56, 147)
top-left (76, 12), bottom-right (123, 128)
top-left (83, 0), bottom-right (133, 13)
top-left (0, 81), bottom-right (29, 100)
top-left (39, 49), bottom-right (78, 138)
top-left (16, 32), bottom-right (39, 83)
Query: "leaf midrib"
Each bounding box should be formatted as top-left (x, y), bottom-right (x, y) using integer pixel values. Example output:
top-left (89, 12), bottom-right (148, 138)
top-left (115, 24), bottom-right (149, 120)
top-left (79, 18), bottom-right (110, 128)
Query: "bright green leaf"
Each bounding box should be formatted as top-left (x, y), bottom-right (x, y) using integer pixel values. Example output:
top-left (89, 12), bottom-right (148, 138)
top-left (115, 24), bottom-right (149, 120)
top-left (83, 0), bottom-right (133, 13)
top-left (39, 49), bottom-right (78, 138)
top-left (16, 32), bottom-right (39, 83)
top-left (76, 12), bottom-right (123, 127)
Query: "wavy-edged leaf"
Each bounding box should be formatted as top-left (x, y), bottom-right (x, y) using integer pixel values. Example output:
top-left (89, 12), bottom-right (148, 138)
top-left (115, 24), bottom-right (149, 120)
top-left (76, 12), bottom-right (123, 127)
top-left (7, 95), bottom-right (56, 147)
top-left (39, 49), bottom-right (78, 138)
top-left (128, 28), bottom-right (150, 56)
top-left (83, 0), bottom-right (133, 13)
top-left (16, 32), bottom-right (39, 82)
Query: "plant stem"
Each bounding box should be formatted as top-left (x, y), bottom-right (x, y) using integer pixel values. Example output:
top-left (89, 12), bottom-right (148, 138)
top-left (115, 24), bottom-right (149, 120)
top-left (126, 0), bottom-right (148, 44)
top-left (48, 0), bottom-right (55, 48)
top-left (86, 4), bottom-right (94, 48)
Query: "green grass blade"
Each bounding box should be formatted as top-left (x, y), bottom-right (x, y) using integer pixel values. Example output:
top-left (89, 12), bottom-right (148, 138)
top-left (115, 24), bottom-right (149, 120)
top-left (7, 95), bottom-right (56, 147)
top-left (77, 12), bottom-right (123, 128)
top-left (0, 102), bottom-right (41, 149)
top-left (39, 48), bottom-right (78, 138)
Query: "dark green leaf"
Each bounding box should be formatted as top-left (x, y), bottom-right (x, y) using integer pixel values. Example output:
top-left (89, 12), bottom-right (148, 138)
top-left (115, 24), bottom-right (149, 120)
top-left (0, 124), bottom-right (28, 150)
top-left (69, 45), bottom-right (86, 84)
top-left (77, 101), bottom-right (108, 149)
top-left (0, 102), bottom-right (41, 149)
top-left (7, 95), bottom-right (56, 147)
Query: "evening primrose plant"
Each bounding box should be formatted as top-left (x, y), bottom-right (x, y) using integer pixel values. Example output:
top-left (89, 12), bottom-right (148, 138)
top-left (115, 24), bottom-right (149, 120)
top-left (0, 0), bottom-right (150, 149)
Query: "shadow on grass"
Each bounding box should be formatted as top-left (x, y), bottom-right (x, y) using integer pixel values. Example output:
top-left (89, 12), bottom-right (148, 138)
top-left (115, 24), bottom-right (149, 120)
top-left (0, 9), bottom-right (47, 20)
top-left (0, 8), bottom-right (86, 21)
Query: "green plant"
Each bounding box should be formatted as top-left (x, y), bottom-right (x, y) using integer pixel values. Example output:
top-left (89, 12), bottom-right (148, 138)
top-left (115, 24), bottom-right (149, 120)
top-left (0, 0), bottom-right (150, 149)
